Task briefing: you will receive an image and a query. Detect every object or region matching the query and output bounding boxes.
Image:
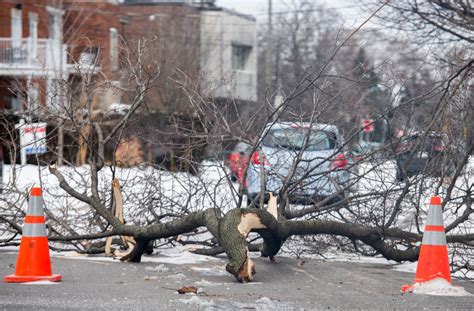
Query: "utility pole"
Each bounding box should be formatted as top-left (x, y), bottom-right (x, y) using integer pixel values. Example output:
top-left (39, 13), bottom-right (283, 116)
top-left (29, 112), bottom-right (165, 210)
top-left (57, 0), bottom-right (64, 166)
top-left (266, 0), bottom-right (272, 90)
top-left (274, 38), bottom-right (283, 111)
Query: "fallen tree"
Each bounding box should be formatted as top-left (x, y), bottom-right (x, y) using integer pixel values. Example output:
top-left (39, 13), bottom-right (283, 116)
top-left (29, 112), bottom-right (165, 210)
top-left (47, 163), bottom-right (474, 282)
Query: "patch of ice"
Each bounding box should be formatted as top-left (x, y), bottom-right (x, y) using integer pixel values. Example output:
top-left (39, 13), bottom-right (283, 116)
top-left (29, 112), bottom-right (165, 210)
top-left (255, 297), bottom-right (273, 304)
top-left (20, 280), bottom-right (59, 285)
top-left (144, 264), bottom-right (169, 272)
top-left (52, 253), bottom-right (118, 263)
top-left (50, 248), bottom-right (222, 266)
top-left (308, 251), bottom-right (397, 266)
top-left (392, 262), bottom-right (417, 273)
top-left (181, 295), bottom-right (215, 307)
top-left (411, 278), bottom-right (472, 296)
top-left (166, 273), bottom-right (186, 280)
top-left (194, 279), bottom-right (225, 286)
top-left (233, 296), bottom-right (293, 310)
top-left (191, 266), bottom-right (228, 276)
top-left (140, 252), bottom-right (221, 265)
top-left (143, 275), bottom-right (158, 280)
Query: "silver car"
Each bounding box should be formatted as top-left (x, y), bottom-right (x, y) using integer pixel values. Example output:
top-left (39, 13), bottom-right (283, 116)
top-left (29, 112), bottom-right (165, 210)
top-left (246, 122), bottom-right (350, 205)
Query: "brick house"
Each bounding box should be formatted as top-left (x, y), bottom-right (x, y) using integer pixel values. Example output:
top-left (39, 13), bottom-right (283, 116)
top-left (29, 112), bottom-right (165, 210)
top-left (0, 0), bottom-right (121, 164)
top-left (0, 0), bottom-right (121, 112)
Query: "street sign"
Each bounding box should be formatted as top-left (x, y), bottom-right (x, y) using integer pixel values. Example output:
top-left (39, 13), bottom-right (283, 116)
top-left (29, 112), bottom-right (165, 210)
top-left (15, 120), bottom-right (47, 164)
top-left (361, 118), bottom-right (374, 133)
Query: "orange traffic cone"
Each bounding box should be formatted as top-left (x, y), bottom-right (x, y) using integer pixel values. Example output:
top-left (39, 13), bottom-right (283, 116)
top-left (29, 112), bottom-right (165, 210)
top-left (401, 196), bottom-right (450, 293)
top-left (5, 187), bottom-right (62, 283)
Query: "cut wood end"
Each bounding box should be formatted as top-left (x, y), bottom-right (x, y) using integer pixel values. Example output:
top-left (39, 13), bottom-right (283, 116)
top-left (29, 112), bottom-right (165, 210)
top-left (236, 256), bottom-right (256, 283)
top-left (237, 212), bottom-right (266, 237)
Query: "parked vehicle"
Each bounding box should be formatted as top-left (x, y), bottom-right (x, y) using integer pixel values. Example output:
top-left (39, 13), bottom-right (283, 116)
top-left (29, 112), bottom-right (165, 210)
top-left (350, 118), bottom-right (391, 160)
top-left (246, 122), bottom-right (350, 205)
top-left (394, 132), bottom-right (457, 181)
top-left (226, 142), bottom-right (251, 186)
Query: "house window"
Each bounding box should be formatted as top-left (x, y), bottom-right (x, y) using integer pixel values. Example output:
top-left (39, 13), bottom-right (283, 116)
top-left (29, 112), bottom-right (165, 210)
top-left (10, 82), bottom-right (24, 112)
top-left (232, 44), bottom-right (251, 70)
top-left (11, 95), bottom-right (22, 111)
top-left (109, 27), bottom-right (118, 71)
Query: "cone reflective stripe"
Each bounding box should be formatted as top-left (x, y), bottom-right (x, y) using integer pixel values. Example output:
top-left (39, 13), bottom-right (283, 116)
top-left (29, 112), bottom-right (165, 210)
top-left (23, 193), bottom-right (47, 237)
top-left (23, 223), bottom-right (48, 237)
top-left (4, 187), bottom-right (62, 283)
top-left (401, 196), bottom-right (451, 293)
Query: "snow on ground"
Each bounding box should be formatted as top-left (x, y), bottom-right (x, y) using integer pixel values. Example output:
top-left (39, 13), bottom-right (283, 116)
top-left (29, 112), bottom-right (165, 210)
top-left (51, 244), bottom-right (223, 265)
top-left (411, 278), bottom-right (472, 297)
top-left (1, 156), bottom-right (473, 285)
top-left (19, 281), bottom-right (60, 285)
top-left (191, 266), bottom-right (228, 277)
top-left (1, 161), bottom-right (239, 235)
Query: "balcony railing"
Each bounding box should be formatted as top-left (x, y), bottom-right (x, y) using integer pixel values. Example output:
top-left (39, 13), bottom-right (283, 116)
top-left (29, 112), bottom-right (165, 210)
top-left (0, 38), bottom-right (68, 75)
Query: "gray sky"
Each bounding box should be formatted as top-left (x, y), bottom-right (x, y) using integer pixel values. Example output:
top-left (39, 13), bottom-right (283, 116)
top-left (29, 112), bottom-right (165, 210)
top-left (215, 0), bottom-right (363, 25)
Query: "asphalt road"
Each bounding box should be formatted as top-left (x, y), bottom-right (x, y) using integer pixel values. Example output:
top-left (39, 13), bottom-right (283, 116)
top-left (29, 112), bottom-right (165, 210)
top-left (1, 250), bottom-right (473, 310)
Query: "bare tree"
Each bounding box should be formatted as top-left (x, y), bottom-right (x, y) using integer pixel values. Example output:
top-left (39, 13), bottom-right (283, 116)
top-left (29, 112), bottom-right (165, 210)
top-left (1, 1), bottom-right (473, 283)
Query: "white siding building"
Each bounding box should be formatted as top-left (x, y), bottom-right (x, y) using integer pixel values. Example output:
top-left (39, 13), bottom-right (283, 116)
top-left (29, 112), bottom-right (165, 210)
top-left (200, 9), bottom-right (257, 101)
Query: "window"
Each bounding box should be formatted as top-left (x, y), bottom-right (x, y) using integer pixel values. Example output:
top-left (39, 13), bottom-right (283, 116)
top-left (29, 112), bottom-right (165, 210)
top-left (232, 44), bottom-right (251, 70)
top-left (11, 95), bottom-right (22, 111)
top-left (10, 82), bottom-right (24, 112)
top-left (263, 128), bottom-right (337, 151)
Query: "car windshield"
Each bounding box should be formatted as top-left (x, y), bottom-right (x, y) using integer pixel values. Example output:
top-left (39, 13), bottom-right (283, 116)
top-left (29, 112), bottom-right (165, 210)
top-left (263, 128), bottom-right (336, 151)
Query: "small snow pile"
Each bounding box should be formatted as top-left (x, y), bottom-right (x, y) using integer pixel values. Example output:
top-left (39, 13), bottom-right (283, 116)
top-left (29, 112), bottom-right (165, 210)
top-left (166, 273), bottom-right (186, 280)
top-left (411, 278), bottom-right (472, 296)
top-left (181, 295), bottom-right (215, 307)
top-left (253, 297), bottom-right (281, 310)
top-left (255, 297), bottom-right (273, 304)
top-left (194, 279), bottom-right (224, 287)
top-left (144, 264), bottom-right (169, 272)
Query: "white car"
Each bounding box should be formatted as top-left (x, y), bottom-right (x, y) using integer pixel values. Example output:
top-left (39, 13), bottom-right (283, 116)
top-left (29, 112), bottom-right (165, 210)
top-left (246, 122), bottom-right (349, 206)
